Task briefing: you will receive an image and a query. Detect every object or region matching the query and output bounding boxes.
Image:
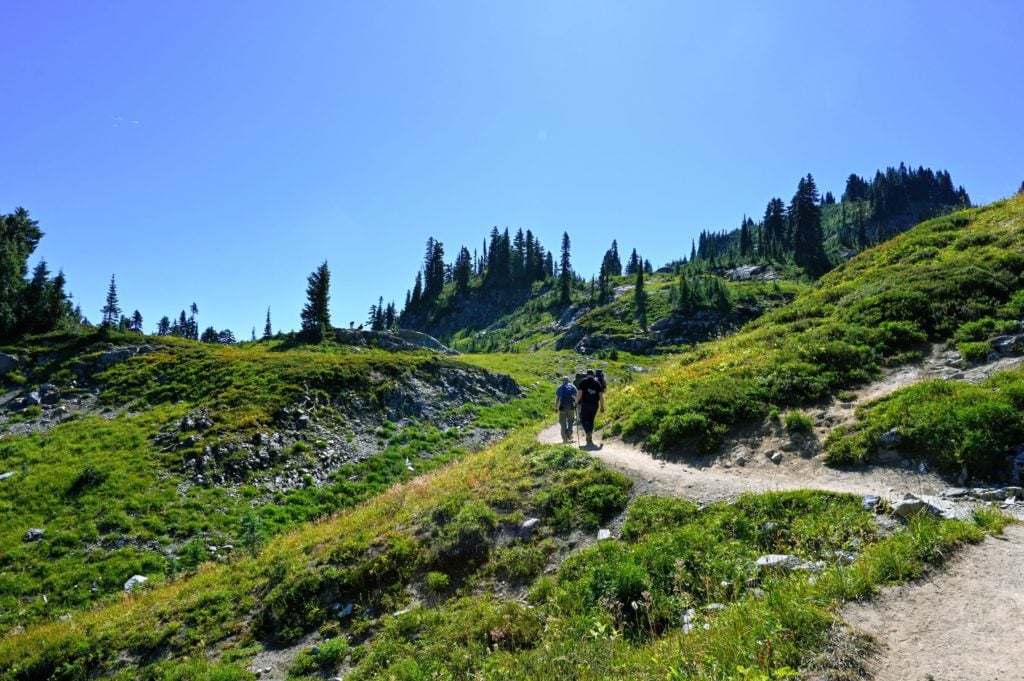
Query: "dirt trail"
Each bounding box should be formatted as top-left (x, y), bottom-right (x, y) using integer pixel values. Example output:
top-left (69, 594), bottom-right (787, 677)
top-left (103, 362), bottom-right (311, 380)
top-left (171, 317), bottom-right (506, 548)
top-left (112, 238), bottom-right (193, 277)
top-left (539, 346), bottom-right (1024, 680)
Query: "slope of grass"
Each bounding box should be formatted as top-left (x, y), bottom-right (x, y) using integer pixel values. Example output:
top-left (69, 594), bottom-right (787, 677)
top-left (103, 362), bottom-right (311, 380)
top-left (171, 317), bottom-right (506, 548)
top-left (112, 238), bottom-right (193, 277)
top-left (1, 421), bottom-right (1005, 681)
top-left (825, 368), bottom-right (1024, 479)
top-left (0, 334), bottom-right (543, 632)
top-left (609, 196), bottom-right (1024, 454)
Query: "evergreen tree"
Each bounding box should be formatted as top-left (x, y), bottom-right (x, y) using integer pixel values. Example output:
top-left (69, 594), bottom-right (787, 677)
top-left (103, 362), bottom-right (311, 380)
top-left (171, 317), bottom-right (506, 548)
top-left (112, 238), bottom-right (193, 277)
top-left (789, 174), bottom-right (830, 277)
top-left (559, 231), bottom-right (572, 305)
top-left (130, 310), bottom-right (143, 333)
top-left (422, 238), bottom-right (446, 302)
top-left (410, 271), bottom-right (423, 309)
top-left (300, 260), bottom-right (331, 341)
top-left (0, 208), bottom-right (43, 338)
top-left (625, 248), bottom-right (640, 275)
top-left (738, 217), bottom-right (752, 257)
top-left (157, 316), bottom-right (171, 336)
top-left (602, 240), bottom-right (622, 277)
top-left (263, 307), bottom-right (273, 339)
top-left (453, 246), bottom-right (472, 294)
top-left (643, 259), bottom-right (653, 274)
top-left (635, 261), bottom-right (648, 330)
top-left (201, 326), bottom-right (219, 343)
top-left (763, 198), bottom-right (787, 255)
top-left (218, 329), bottom-right (236, 344)
top-left (544, 251), bottom-right (554, 279)
top-left (384, 301), bottom-right (396, 329)
top-left (101, 275), bottom-right (121, 328)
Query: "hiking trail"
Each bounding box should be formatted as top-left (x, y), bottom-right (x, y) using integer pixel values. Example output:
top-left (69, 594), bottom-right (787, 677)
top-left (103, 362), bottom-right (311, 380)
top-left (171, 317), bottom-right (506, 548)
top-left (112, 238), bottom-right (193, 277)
top-left (538, 345), bottom-right (1024, 681)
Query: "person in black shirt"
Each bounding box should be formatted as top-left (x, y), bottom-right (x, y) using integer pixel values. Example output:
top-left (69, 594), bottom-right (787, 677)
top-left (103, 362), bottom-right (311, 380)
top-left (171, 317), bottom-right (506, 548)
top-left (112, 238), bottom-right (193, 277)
top-left (575, 369), bottom-right (605, 446)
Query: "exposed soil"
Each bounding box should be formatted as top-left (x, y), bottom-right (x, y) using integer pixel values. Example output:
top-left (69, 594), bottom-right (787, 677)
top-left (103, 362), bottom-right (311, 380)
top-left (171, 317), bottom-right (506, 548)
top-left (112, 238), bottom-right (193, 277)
top-left (538, 345), bottom-right (1024, 681)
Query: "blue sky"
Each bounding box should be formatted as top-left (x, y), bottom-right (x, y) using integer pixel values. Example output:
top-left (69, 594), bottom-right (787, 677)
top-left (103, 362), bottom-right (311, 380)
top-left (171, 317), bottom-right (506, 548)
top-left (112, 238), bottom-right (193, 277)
top-left (2, 1), bottom-right (1022, 337)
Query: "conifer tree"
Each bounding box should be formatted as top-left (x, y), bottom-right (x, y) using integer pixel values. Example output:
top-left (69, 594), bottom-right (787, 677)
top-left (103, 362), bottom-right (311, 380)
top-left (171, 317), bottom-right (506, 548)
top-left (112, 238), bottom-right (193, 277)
top-left (201, 326), bottom-right (219, 343)
top-left (739, 217), bottom-right (752, 257)
top-left (130, 310), bottom-right (143, 333)
top-left (300, 260), bottom-right (331, 341)
top-left (559, 231), bottom-right (572, 304)
top-left (789, 175), bottom-right (830, 277)
top-left (453, 246), bottom-right (472, 294)
top-left (157, 316), bottom-right (171, 336)
top-left (625, 248), bottom-right (640, 275)
top-left (263, 307), bottom-right (273, 339)
top-left (635, 260), bottom-right (648, 330)
top-left (101, 275), bottom-right (121, 328)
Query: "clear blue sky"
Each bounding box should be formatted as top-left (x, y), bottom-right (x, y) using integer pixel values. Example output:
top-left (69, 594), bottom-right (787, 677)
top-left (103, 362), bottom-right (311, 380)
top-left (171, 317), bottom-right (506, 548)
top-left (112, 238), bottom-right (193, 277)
top-left (2, 1), bottom-right (1022, 337)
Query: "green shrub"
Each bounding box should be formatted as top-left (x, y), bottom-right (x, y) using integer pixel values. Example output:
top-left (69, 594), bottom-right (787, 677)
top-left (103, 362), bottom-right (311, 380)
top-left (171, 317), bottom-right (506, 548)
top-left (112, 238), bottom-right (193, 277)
top-left (783, 411), bottom-right (813, 433)
top-left (425, 571), bottom-right (450, 593)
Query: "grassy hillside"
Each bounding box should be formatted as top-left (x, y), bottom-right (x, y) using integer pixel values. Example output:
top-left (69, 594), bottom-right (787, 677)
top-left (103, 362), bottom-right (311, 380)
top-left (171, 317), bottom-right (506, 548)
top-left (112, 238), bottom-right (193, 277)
top-left (609, 195), bottom-right (1024, 463)
top-left (0, 332), bottom-right (544, 632)
top-left (0, 424), bottom-right (1005, 680)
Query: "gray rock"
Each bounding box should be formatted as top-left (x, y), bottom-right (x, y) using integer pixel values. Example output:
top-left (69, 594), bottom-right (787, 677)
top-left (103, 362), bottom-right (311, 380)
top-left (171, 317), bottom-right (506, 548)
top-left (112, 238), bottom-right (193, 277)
top-left (0, 352), bottom-right (18, 377)
top-left (0, 472), bottom-right (13, 482)
top-left (992, 335), bottom-right (1023, 354)
top-left (890, 495), bottom-right (940, 518)
top-left (941, 487), bottom-right (969, 499)
top-left (124, 574), bottom-right (148, 591)
top-left (520, 517), bottom-right (540, 539)
top-left (24, 528), bottom-right (45, 542)
top-left (754, 554), bottom-right (803, 570)
top-left (974, 489), bottom-right (1007, 502)
top-left (58, 613), bottom-right (72, 622)
top-left (735, 456), bottom-right (747, 467)
top-left (862, 495), bottom-right (882, 512)
top-left (770, 452), bottom-right (783, 465)
top-left (597, 529), bottom-right (612, 541)
top-left (24, 391), bottom-right (41, 407)
top-left (878, 429), bottom-right (902, 446)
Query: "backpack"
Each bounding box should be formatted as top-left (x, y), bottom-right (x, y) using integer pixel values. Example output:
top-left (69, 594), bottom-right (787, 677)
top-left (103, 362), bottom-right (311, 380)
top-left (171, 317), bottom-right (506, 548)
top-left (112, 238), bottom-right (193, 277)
top-left (557, 383), bottom-right (577, 410)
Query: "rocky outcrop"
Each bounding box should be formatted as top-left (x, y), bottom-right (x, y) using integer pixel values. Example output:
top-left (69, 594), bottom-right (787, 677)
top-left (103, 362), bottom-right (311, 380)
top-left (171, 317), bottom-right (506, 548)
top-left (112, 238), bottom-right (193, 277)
top-left (556, 304), bottom-right (764, 355)
top-left (72, 345), bottom-right (156, 381)
top-left (334, 328), bottom-right (457, 354)
top-left (0, 352), bottom-right (18, 377)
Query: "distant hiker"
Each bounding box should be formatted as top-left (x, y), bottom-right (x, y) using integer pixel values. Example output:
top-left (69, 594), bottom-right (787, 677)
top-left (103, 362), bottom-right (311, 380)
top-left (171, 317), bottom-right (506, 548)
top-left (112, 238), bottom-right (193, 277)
top-left (576, 369), bottom-right (605, 446)
top-left (595, 368), bottom-right (607, 392)
top-left (554, 377), bottom-right (578, 444)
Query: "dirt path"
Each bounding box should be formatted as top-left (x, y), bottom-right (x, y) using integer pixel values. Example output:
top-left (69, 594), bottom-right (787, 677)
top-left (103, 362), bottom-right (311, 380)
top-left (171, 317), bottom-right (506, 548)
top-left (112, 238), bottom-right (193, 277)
top-left (539, 347), bottom-right (1024, 681)
top-left (841, 524), bottom-right (1024, 681)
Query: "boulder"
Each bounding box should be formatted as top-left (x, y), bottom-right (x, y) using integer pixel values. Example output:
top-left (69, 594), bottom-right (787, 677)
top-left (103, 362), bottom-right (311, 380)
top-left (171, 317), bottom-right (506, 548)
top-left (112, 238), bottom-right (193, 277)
top-left (0, 472), bottom-right (13, 482)
top-left (0, 352), bottom-right (17, 377)
top-left (890, 495), bottom-right (940, 518)
top-left (597, 529), bottom-right (612, 541)
top-left (24, 528), bottom-right (45, 542)
top-left (861, 495), bottom-right (882, 512)
top-left (123, 575), bottom-right (148, 591)
top-left (24, 391), bottom-right (41, 407)
top-left (992, 335), bottom-right (1023, 354)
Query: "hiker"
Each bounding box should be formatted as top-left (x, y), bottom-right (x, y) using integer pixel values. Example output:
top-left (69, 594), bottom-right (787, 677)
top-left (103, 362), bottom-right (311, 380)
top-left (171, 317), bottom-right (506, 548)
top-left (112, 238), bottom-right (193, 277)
top-left (576, 369), bottom-right (605, 446)
top-left (554, 376), bottom-right (578, 444)
top-left (595, 368), bottom-right (607, 392)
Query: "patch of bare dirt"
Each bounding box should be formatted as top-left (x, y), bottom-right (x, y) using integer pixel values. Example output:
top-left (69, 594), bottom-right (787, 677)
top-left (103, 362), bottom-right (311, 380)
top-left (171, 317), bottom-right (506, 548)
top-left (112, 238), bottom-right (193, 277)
top-left (841, 524), bottom-right (1024, 681)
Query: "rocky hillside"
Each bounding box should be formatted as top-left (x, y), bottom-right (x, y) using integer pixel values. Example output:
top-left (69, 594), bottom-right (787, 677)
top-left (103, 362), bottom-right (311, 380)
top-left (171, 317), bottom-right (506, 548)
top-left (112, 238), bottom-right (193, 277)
top-left (0, 331), bottom-right (525, 633)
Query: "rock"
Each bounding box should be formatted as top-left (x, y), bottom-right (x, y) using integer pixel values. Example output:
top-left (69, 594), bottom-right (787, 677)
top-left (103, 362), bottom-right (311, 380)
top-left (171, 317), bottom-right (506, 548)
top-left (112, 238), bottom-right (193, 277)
top-left (754, 554), bottom-right (803, 571)
top-left (58, 614), bottom-right (72, 622)
top-left (879, 429), bottom-right (902, 446)
top-left (338, 603), bottom-right (354, 619)
top-left (24, 391), bottom-right (41, 407)
top-left (1003, 486), bottom-right (1024, 498)
top-left (0, 352), bottom-right (18, 377)
top-left (861, 495), bottom-right (882, 512)
top-left (296, 413), bottom-right (310, 429)
top-left (520, 517), bottom-right (540, 539)
top-left (770, 452), bottom-right (783, 465)
top-left (974, 489), bottom-right (1007, 502)
top-left (597, 529), bottom-right (612, 541)
top-left (890, 495), bottom-right (940, 518)
top-left (24, 528), bottom-right (45, 542)
top-left (123, 575), bottom-right (148, 591)
top-left (735, 456), bottom-right (747, 467)
top-left (0, 472), bottom-right (13, 482)
top-left (941, 487), bottom-right (969, 499)
top-left (681, 608), bottom-right (696, 633)
top-left (992, 335), bottom-right (1023, 354)
top-left (39, 384), bottom-right (61, 405)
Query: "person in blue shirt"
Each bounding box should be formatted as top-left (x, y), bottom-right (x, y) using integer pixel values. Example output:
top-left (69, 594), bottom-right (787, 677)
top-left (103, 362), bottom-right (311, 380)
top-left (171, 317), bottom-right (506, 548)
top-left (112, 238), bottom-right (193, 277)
top-left (554, 377), bottom-right (578, 444)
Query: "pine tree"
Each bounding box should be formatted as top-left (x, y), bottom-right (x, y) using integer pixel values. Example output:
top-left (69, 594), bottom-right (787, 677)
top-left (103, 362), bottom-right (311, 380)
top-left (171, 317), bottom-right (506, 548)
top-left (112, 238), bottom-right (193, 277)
top-left (453, 246), bottom-right (472, 294)
top-left (739, 217), bottom-right (752, 257)
top-left (789, 175), bottom-right (830, 277)
top-left (625, 248), bottom-right (640, 275)
top-left (635, 261), bottom-right (648, 330)
top-left (263, 307), bottom-right (273, 339)
top-left (101, 275), bottom-right (121, 328)
top-left (157, 316), bottom-right (171, 336)
top-left (300, 261), bottom-right (331, 341)
top-left (130, 310), bottom-right (143, 333)
top-left (559, 231), bottom-right (572, 305)
top-left (201, 326), bottom-right (219, 343)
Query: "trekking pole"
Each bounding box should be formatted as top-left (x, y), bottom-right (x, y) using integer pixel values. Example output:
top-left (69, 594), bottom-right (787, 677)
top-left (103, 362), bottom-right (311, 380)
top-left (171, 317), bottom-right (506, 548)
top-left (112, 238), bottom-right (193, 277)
top-left (575, 405), bottom-right (581, 449)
